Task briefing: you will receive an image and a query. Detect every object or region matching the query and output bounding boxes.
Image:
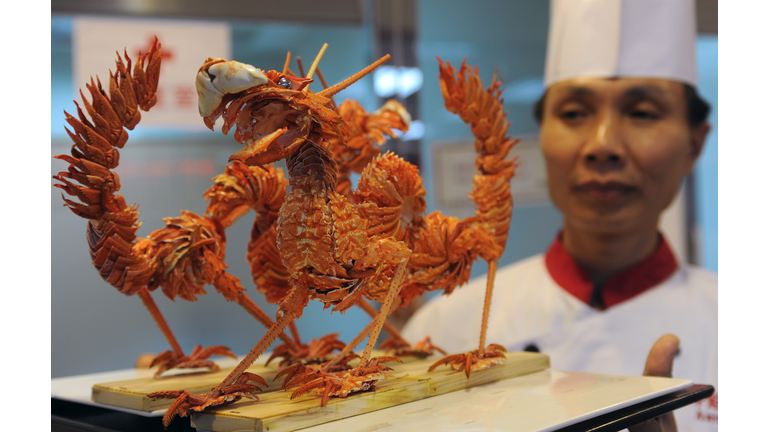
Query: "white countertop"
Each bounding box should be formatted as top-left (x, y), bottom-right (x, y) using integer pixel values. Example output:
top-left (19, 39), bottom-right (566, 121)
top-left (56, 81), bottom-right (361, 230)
top-left (53, 360), bottom-right (691, 431)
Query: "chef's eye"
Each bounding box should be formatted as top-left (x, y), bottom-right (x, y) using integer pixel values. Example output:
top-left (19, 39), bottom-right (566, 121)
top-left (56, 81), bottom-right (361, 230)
top-left (561, 110), bottom-right (585, 120)
top-left (629, 109), bottom-right (659, 120)
top-left (556, 101), bottom-right (589, 123)
top-left (627, 102), bottom-right (661, 121)
top-left (558, 107), bottom-right (589, 122)
top-left (278, 77), bottom-right (292, 89)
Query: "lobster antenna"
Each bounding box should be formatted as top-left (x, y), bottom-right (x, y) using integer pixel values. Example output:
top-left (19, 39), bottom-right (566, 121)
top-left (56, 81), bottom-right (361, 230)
top-left (282, 51), bottom-right (291, 75)
top-left (306, 43), bottom-right (328, 81)
top-left (316, 66), bottom-right (338, 111)
top-left (318, 54), bottom-right (391, 98)
top-left (316, 67), bottom-right (329, 89)
top-left (296, 57), bottom-right (305, 77)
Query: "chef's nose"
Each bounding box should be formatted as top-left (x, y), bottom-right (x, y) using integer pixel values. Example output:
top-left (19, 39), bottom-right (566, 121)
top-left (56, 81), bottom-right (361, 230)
top-left (581, 111), bottom-right (625, 166)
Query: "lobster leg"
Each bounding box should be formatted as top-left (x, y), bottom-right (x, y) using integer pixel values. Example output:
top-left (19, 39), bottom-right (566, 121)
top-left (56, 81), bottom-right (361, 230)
top-left (316, 320), bottom-right (377, 374)
top-left (356, 298), bottom-right (402, 340)
top-left (359, 261), bottom-right (408, 364)
top-left (151, 286), bottom-right (308, 425)
top-left (289, 267), bottom-right (407, 378)
top-left (138, 286), bottom-right (238, 377)
top-left (477, 260), bottom-right (497, 351)
top-left (288, 321), bottom-right (302, 346)
top-left (358, 298), bottom-right (446, 358)
top-left (317, 260), bottom-right (410, 371)
top-left (212, 311), bottom-right (295, 394)
top-left (152, 312), bottom-right (295, 426)
top-left (235, 293), bottom-right (297, 350)
top-left (137, 288), bottom-right (184, 358)
top-left (281, 262), bottom-right (410, 403)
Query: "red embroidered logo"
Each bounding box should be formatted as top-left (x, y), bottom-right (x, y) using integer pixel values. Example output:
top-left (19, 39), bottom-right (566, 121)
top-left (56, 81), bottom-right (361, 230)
top-left (694, 393), bottom-right (718, 423)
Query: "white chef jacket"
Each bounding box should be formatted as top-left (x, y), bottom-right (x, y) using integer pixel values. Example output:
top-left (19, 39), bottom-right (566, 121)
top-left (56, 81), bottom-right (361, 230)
top-left (402, 235), bottom-right (718, 432)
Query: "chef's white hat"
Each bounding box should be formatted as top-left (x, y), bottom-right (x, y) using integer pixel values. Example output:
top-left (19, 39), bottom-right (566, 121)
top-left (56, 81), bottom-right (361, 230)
top-left (544, 0), bottom-right (698, 87)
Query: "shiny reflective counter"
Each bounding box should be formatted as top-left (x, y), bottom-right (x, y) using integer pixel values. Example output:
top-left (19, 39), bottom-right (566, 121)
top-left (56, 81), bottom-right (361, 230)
top-left (52, 360), bottom-right (712, 432)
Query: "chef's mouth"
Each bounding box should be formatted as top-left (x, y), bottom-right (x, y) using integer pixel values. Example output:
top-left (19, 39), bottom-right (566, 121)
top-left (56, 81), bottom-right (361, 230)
top-left (573, 181), bottom-right (637, 200)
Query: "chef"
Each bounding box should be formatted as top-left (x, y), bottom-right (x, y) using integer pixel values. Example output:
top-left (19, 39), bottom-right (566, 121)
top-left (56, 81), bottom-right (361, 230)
top-left (402, 1), bottom-right (717, 431)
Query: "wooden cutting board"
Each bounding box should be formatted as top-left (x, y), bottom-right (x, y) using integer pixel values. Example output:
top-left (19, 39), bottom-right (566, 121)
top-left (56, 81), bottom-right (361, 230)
top-left (191, 352), bottom-right (549, 432)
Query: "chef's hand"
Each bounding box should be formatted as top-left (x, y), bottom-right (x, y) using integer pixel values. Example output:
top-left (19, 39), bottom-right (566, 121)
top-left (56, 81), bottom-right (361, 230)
top-left (135, 353), bottom-right (157, 368)
top-left (627, 334), bottom-right (680, 432)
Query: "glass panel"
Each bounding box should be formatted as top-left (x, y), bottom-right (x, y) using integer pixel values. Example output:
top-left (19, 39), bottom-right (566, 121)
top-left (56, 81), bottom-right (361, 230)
top-left (694, 35), bottom-right (718, 272)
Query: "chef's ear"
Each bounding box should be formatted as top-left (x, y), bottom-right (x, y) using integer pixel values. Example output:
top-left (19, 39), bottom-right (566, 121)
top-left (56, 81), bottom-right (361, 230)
top-left (690, 120), bottom-right (710, 158)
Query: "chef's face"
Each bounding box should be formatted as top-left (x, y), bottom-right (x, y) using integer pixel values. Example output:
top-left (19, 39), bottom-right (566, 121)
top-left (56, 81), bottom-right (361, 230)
top-left (539, 77), bottom-right (709, 236)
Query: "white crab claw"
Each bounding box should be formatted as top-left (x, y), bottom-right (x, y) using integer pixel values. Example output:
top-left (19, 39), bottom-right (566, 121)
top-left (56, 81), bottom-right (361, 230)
top-left (375, 100), bottom-right (412, 127)
top-left (196, 60), bottom-right (268, 117)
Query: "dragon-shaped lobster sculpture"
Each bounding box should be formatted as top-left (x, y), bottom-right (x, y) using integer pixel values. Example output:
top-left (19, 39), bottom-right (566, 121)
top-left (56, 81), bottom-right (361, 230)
top-left (53, 38), bottom-right (519, 427)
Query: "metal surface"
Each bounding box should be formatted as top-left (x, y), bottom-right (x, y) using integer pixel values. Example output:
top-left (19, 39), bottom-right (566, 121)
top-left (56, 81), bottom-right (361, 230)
top-left (51, 0), bottom-right (363, 24)
top-left (696, 0), bottom-right (718, 34)
top-left (555, 384), bottom-right (715, 432)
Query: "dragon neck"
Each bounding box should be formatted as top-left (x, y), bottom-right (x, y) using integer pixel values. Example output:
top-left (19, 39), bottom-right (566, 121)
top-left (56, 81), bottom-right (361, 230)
top-left (286, 140), bottom-right (338, 192)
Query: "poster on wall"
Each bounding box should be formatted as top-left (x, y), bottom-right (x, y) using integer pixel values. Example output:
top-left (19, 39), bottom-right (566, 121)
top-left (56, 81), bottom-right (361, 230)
top-left (73, 17), bottom-right (231, 129)
top-left (432, 136), bottom-right (549, 208)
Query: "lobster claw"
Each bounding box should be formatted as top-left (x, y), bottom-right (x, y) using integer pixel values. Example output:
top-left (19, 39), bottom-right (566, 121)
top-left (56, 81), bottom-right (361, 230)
top-left (196, 58), bottom-right (268, 117)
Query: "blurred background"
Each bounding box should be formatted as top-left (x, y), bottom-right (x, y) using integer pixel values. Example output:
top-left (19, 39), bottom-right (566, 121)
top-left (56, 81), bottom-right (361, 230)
top-left (51, 0), bottom-right (717, 378)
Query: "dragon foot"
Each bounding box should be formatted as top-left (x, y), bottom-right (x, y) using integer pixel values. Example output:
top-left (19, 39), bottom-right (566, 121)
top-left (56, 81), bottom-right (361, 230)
top-left (266, 333), bottom-right (346, 369)
top-left (428, 344), bottom-right (507, 378)
top-left (287, 356), bottom-right (402, 406)
top-left (276, 353), bottom-right (360, 390)
top-left (151, 345), bottom-right (237, 377)
top-left (380, 336), bottom-right (447, 359)
top-left (149, 372), bottom-right (267, 427)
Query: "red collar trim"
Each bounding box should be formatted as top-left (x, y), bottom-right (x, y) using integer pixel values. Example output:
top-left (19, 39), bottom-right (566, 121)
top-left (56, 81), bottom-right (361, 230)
top-left (544, 233), bottom-right (679, 308)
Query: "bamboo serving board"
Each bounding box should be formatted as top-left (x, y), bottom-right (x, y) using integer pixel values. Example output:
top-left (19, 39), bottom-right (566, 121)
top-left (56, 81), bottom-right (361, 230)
top-left (191, 352), bottom-right (549, 432)
top-left (90, 350), bottom-right (421, 412)
top-left (91, 362), bottom-right (284, 412)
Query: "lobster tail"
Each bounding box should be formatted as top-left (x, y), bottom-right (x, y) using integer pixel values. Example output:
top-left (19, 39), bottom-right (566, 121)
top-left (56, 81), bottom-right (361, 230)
top-left (437, 57), bottom-right (519, 255)
top-left (393, 59), bottom-right (518, 304)
top-left (471, 174), bottom-right (513, 259)
top-left (355, 152), bottom-right (427, 242)
top-left (204, 161), bottom-right (288, 231)
top-left (108, 41), bottom-right (161, 130)
top-left (139, 211), bottom-right (226, 302)
top-left (53, 38), bottom-right (162, 295)
top-left (130, 38), bottom-right (162, 111)
top-left (202, 161), bottom-right (293, 304)
top-left (248, 224), bottom-right (292, 304)
top-left (54, 38), bottom-right (161, 218)
top-left (329, 100), bottom-right (411, 200)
